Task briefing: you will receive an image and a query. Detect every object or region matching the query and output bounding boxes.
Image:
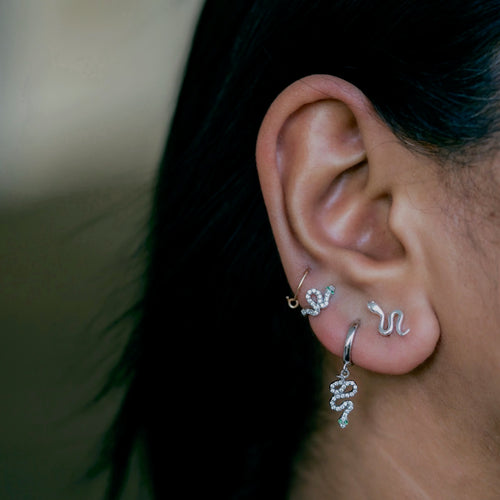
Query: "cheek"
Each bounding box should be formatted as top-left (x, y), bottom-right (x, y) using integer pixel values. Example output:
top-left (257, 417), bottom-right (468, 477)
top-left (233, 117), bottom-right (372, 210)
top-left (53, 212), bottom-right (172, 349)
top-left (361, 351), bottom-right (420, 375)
top-left (420, 195), bottom-right (500, 373)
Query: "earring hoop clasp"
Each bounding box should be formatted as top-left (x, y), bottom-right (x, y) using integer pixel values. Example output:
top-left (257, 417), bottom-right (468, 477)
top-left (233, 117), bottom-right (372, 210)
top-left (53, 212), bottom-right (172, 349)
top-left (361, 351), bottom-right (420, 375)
top-left (286, 268), bottom-right (310, 309)
top-left (343, 320), bottom-right (360, 367)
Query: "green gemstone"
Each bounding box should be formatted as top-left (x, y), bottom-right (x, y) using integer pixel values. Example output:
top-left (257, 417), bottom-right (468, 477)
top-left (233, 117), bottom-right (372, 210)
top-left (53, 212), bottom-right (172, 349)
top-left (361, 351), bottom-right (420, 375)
top-left (338, 418), bottom-right (348, 428)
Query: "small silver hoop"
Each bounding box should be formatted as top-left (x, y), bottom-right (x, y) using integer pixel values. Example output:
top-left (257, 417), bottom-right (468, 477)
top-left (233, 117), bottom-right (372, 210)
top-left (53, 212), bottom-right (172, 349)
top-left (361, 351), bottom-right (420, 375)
top-left (343, 320), bottom-right (360, 366)
top-left (330, 320), bottom-right (361, 429)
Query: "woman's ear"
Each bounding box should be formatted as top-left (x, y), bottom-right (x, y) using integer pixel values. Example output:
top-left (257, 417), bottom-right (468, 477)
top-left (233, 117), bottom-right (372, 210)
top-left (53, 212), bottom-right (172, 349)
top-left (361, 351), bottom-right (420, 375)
top-left (256, 75), bottom-right (440, 375)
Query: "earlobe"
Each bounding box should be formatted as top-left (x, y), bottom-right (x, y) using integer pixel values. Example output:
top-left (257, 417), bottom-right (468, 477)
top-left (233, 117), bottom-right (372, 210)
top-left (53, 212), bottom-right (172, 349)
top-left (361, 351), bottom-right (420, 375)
top-left (256, 74), bottom-right (441, 375)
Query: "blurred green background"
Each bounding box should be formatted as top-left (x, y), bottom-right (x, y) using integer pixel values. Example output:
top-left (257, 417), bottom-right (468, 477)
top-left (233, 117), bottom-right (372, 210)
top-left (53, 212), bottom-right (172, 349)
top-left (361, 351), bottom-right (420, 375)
top-left (0, 1), bottom-right (203, 498)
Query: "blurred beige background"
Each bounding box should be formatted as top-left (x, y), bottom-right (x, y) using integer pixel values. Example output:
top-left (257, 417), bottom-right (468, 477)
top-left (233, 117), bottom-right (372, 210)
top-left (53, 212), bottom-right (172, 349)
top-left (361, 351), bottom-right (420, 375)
top-left (0, 1), bottom-right (203, 498)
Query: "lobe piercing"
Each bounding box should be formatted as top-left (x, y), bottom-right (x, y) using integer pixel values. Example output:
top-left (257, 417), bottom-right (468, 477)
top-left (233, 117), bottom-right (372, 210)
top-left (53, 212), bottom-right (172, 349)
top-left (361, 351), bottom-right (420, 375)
top-left (367, 301), bottom-right (410, 336)
top-left (330, 320), bottom-right (360, 428)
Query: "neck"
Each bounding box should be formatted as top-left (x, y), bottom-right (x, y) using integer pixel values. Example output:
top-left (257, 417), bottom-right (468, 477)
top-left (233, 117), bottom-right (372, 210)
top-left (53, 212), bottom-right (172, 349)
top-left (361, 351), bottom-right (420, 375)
top-left (290, 356), bottom-right (500, 500)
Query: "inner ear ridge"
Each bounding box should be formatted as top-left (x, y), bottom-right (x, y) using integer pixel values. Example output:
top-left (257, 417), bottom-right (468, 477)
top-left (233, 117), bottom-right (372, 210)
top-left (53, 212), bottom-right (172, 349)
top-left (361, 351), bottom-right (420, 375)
top-left (318, 167), bottom-right (406, 262)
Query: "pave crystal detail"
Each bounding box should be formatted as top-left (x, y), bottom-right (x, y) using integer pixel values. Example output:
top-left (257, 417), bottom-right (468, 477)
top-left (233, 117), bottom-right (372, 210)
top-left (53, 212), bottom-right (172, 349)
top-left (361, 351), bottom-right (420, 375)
top-left (338, 418), bottom-right (349, 429)
top-left (301, 285), bottom-right (336, 317)
top-left (330, 367), bottom-right (357, 428)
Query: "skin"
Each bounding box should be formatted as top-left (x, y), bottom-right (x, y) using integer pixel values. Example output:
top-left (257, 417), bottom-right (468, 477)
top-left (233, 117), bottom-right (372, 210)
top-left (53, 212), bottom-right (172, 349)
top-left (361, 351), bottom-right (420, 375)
top-left (256, 75), bottom-right (500, 499)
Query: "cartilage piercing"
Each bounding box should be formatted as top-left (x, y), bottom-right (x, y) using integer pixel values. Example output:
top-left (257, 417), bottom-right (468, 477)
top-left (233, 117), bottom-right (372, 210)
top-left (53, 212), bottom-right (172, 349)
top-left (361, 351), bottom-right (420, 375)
top-left (301, 285), bottom-right (336, 317)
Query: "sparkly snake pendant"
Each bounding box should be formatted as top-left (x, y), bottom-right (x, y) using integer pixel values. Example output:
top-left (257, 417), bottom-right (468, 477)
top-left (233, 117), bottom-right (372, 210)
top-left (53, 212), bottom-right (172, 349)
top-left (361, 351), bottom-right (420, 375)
top-left (367, 301), bottom-right (410, 336)
top-left (330, 365), bottom-right (358, 428)
top-left (301, 285), bottom-right (336, 317)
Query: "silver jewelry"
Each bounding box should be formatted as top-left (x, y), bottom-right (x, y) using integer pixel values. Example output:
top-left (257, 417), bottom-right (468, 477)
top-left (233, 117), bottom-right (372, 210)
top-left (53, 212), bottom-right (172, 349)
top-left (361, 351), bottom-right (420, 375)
top-left (367, 301), bottom-right (410, 336)
top-left (330, 320), bottom-right (360, 428)
top-left (301, 285), bottom-right (336, 317)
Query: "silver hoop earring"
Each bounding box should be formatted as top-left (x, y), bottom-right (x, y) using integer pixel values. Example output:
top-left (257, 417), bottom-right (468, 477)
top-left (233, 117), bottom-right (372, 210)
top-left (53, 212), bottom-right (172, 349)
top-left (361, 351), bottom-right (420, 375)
top-left (330, 320), bottom-right (360, 428)
top-left (367, 301), bottom-right (410, 336)
top-left (301, 285), bottom-right (336, 317)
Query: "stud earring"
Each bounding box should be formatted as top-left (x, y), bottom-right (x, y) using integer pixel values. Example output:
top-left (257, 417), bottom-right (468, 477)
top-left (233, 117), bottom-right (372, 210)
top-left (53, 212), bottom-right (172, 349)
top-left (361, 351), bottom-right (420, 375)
top-left (367, 301), bottom-right (410, 336)
top-left (330, 320), bottom-right (360, 428)
top-left (301, 285), bottom-right (336, 317)
top-left (286, 268), bottom-right (336, 317)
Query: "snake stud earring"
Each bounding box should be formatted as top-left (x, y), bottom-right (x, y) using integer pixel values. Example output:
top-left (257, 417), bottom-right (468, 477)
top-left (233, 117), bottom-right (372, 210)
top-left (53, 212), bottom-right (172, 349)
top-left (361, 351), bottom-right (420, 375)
top-left (367, 301), bottom-right (410, 336)
top-left (286, 268), bottom-right (336, 317)
top-left (330, 320), bottom-right (360, 429)
top-left (301, 285), bottom-right (336, 317)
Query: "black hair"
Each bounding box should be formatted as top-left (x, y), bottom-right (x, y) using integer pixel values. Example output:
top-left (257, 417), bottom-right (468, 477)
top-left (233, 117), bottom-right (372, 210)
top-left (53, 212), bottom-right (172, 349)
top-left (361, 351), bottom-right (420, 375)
top-left (101, 1), bottom-right (500, 498)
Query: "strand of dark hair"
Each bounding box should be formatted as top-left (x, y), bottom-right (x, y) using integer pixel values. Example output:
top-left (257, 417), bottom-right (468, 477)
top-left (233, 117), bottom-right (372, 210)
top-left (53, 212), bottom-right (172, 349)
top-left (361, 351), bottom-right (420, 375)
top-left (99, 1), bottom-right (500, 498)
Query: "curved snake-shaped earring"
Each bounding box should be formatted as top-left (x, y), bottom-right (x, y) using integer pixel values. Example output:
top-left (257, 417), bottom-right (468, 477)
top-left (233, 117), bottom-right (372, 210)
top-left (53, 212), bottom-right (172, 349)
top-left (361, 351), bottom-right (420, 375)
top-left (330, 373), bottom-right (357, 429)
top-left (301, 286), bottom-right (336, 317)
top-left (330, 320), bottom-right (360, 428)
top-left (367, 301), bottom-right (410, 336)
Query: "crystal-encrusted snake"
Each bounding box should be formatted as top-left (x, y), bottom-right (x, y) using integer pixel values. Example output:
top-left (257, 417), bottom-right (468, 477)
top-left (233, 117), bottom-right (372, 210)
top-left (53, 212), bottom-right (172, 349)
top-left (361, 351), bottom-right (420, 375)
top-left (330, 366), bottom-right (358, 428)
top-left (301, 285), bottom-right (336, 317)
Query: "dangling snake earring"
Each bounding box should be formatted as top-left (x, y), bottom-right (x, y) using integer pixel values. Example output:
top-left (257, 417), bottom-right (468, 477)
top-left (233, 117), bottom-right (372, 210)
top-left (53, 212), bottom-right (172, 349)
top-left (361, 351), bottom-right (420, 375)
top-left (330, 320), bottom-right (360, 428)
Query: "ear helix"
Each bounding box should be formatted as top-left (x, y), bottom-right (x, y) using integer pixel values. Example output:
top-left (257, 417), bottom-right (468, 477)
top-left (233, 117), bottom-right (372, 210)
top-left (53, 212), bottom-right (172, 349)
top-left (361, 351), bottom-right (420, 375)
top-left (330, 320), bottom-right (360, 428)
